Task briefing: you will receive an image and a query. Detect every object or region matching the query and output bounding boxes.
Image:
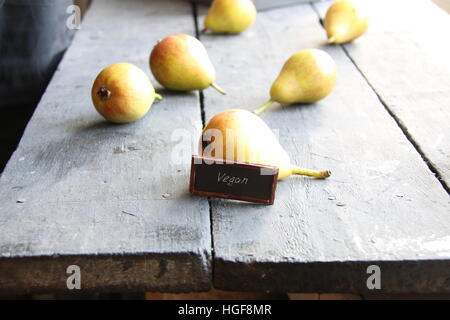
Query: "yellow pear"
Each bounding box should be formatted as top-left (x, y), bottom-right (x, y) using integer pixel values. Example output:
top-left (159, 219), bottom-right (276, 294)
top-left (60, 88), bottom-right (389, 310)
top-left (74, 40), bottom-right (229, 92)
top-left (253, 49), bottom-right (337, 115)
top-left (150, 33), bottom-right (225, 94)
top-left (203, 0), bottom-right (257, 34)
top-left (91, 63), bottom-right (162, 123)
top-left (324, 0), bottom-right (369, 44)
top-left (200, 109), bottom-right (330, 180)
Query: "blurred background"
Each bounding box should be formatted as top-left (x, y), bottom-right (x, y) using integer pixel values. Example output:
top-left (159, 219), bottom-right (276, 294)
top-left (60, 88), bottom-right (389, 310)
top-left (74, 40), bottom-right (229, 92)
top-left (0, 0), bottom-right (89, 172)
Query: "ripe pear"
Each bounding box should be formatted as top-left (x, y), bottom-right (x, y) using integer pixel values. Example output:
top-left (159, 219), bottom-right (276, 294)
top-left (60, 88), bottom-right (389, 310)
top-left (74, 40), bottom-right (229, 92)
top-left (324, 0), bottom-right (369, 44)
top-left (150, 33), bottom-right (225, 94)
top-left (200, 109), bottom-right (330, 180)
top-left (203, 0), bottom-right (257, 34)
top-left (91, 63), bottom-right (162, 123)
top-left (253, 49), bottom-right (337, 115)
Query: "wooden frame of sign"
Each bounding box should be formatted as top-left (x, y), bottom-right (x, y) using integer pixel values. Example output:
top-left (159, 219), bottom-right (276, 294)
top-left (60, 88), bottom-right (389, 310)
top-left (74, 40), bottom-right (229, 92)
top-left (189, 155), bottom-right (279, 205)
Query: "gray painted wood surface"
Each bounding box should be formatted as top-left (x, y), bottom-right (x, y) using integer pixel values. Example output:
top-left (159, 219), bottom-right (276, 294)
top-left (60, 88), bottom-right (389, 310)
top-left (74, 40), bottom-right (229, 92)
top-left (0, 0), bottom-right (211, 293)
top-left (198, 2), bottom-right (450, 293)
top-left (315, 0), bottom-right (450, 190)
top-left (1, 0), bottom-right (449, 294)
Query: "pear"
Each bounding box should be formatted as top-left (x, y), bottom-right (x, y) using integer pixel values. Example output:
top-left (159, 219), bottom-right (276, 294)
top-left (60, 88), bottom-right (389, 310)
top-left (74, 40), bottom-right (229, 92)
top-left (324, 0), bottom-right (369, 44)
top-left (150, 33), bottom-right (225, 94)
top-left (91, 63), bottom-right (162, 123)
top-left (203, 0), bottom-right (257, 34)
top-left (200, 109), bottom-right (330, 180)
top-left (253, 49), bottom-right (337, 115)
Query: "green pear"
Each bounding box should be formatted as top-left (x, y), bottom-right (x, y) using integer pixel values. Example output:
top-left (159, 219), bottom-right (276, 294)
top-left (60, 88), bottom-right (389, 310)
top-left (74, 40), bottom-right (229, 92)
top-left (324, 0), bottom-right (369, 44)
top-left (253, 49), bottom-right (337, 115)
top-left (150, 33), bottom-right (225, 94)
top-left (203, 0), bottom-right (257, 34)
top-left (200, 109), bottom-right (331, 180)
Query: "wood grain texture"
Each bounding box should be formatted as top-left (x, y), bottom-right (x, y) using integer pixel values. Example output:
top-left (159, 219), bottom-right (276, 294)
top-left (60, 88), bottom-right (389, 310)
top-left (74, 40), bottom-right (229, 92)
top-left (0, 0), bottom-right (211, 293)
top-left (315, 0), bottom-right (450, 189)
top-left (146, 288), bottom-right (287, 300)
top-left (198, 3), bottom-right (450, 293)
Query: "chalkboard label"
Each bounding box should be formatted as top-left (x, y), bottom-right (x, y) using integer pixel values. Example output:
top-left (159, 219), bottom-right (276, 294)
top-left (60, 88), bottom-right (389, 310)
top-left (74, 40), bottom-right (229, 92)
top-left (189, 156), bottom-right (279, 205)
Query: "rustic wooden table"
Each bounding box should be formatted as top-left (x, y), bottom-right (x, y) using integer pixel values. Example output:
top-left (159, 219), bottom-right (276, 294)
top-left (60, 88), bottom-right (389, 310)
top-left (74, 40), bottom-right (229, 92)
top-left (0, 0), bottom-right (449, 294)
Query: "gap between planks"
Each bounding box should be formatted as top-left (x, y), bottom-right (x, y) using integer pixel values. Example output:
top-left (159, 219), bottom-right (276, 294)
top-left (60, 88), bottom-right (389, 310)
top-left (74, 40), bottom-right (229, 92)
top-left (191, 1), bottom-right (216, 283)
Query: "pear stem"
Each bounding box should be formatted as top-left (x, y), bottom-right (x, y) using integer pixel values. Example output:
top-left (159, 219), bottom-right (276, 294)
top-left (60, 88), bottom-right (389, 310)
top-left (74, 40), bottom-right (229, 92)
top-left (291, 167), bottom-right (331, 179)
top-left (210, 83), bottom-right (226, 95)
top-left (253, 99), bottom-right (274, 115)
top-left (155, 93), bottom-right (163, 100)
top-left (200, 27), bottom-right (208, 34)
top-left (327, 36), bottom-right (336, 44)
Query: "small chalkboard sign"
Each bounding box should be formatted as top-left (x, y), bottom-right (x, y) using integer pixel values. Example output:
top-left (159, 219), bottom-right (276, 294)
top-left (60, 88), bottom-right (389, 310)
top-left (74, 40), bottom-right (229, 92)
top-left (189, 155), bottom-right (279, 205)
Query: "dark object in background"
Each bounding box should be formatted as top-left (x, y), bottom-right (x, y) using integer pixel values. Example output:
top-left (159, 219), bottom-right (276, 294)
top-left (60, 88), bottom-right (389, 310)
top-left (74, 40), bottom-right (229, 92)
top-left (0, 0), bottom-right (75, 172)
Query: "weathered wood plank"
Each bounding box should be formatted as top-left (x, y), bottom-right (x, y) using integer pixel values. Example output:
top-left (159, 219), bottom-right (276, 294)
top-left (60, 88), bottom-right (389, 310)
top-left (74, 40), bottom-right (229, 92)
top-left (0, 0), bottom-right (211, 293)
top-left (315, 0), bottom-right (450, 189)
top-left (198, 3), bottom-right (450, 293)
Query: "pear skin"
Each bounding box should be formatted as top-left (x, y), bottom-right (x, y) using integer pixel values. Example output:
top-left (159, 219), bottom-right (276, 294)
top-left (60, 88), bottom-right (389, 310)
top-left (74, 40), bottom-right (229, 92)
top-left (200, 109), bottom-right (330, 180)
top-left (253, 49), bottom-right (337, 115)
top-left (91, 63), bottom-right (161, 123)
top-left (324, 0), bottom-right (369, 44)
top-left (150, 33), bottom-right (225, 94)
top-left (204, 0), bottom-right (257, 34)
